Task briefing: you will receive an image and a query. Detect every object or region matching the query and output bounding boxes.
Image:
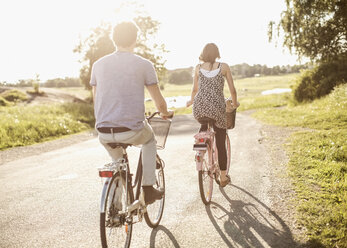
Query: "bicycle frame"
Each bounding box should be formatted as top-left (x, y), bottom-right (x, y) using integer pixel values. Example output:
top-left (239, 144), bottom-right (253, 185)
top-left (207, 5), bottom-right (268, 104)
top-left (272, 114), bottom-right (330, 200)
top-left (99, 148), bottom-right (146, 222)
top-left (193, 129), bottom-right (218, 174)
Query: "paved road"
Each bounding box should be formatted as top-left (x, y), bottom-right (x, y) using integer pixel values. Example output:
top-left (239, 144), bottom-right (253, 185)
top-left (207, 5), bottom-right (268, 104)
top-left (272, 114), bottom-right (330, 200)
top-left (0, 114), bottom-right (300, 248)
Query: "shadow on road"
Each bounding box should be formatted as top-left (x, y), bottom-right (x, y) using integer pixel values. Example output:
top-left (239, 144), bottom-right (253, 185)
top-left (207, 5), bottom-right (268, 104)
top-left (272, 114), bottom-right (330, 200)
top-left (149, 225), bottom-right (180, 248)
top-left (205, 184), bottom-right (303, 248)
top-left (169, 115), bottom-right (198, 136)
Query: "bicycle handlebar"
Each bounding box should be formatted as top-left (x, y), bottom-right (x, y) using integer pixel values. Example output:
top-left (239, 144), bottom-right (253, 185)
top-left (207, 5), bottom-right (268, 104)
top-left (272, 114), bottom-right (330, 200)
top-left (146, 111), bottom-right (174, 120)
top-left (147, 112), bottom-right (160, 120)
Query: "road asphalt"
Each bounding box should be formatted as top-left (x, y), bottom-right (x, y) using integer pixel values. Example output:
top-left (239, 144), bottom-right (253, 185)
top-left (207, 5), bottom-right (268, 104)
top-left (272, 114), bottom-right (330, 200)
top-left (0, 114), bottom-right (302, 248)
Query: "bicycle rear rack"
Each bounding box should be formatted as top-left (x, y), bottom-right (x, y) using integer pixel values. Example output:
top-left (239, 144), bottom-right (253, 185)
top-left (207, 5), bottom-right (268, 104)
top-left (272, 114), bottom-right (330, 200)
top-left (193, 144), bottom-right (207, 151)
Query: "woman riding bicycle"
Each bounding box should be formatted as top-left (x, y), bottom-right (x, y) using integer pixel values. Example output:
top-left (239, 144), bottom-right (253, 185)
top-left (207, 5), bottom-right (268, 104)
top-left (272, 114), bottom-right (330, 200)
top-left (187, 43), bottom-right (239, 187)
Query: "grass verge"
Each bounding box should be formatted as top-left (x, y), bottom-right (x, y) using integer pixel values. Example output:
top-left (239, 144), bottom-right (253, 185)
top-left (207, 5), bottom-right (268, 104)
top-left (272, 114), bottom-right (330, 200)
top-left (254, 84), bottom-right (347, 247)
top-left (0, 102), bottom-right (94, 150)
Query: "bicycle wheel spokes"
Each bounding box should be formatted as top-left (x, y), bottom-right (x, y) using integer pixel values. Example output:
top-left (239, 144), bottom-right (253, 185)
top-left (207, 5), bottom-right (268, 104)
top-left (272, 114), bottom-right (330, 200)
top-left (100, 174), bottom-right (133, 248)
top-left (144, 161), bottom-right (165, 228)
top-left (198, 148), bottom-right (213, 205)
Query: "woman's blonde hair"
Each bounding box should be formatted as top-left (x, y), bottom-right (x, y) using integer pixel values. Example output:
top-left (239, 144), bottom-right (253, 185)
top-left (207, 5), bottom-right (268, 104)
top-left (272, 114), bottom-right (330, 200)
top-left (199, 43), bottom-right (221, 68)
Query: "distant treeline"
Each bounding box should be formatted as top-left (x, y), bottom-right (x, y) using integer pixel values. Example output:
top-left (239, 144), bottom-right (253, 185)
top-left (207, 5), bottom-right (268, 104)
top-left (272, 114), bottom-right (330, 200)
top-left (0, 77), bottom-right (82, 88)
top-left (0, 63), bottom-right (309, 87)
top-left (168, 63), bottom-right (309, 85)
top-left (230, 63), bottom-right (308, 78)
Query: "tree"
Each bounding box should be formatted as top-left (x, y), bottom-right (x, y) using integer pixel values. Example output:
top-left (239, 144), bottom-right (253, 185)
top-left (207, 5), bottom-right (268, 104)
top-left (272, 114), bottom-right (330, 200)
top-left (269, 0), bottom-right (347, 101)
top-left (269, 0), bottom-right (347, 61)
top-left (74, 14), bottom-right (167, 89)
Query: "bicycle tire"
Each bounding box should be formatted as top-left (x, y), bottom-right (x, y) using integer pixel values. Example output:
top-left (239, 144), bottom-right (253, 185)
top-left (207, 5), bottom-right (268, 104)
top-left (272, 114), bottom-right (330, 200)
top-left (144, 155), bottom-right (165, 228)
top-left (198, 144), bottom-right (213, 205)
top-left (100, 172), bottom-right (134, 248)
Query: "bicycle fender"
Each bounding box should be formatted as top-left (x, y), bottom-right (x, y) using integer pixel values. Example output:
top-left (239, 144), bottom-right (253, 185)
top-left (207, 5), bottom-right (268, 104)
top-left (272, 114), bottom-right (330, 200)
top-left (100, 178), bottom-right (111, 213)
top-left (195, 151), bottom-right (205, 171)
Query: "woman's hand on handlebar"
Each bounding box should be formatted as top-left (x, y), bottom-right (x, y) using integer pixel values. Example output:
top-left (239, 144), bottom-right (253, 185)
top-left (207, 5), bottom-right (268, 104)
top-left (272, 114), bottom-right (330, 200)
top-left (186, 99), bottom-right (193, 107)
top-left (232, 101), bottom-right (240, 109)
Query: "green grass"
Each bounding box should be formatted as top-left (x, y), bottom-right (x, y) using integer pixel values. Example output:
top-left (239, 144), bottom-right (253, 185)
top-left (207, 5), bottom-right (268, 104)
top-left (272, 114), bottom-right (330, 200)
top-left (233, 73), bottom-right (298, 98)
top-left (0, 102), bottom-right (94, 150)
top-left (235, 73), bottom-right (298, 111)
top-left (254, 84), bottom-right (347, 247)
top-left (237, 93), bottom-right (291, 111)
top-left (254, 84), bottom-right (347, 130)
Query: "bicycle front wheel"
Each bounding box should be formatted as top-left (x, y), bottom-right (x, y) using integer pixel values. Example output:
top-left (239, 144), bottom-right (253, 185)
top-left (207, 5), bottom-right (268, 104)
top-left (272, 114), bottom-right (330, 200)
top-left (100, 172), bottom-right (134, 248)
top-left (198, 145), bottom-right (213, 205)
top-left (144, 155), bottom-right (165, 228)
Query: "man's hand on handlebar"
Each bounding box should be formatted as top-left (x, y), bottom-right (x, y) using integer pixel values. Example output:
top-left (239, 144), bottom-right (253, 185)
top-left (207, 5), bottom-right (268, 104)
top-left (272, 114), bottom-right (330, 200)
top-left (160, 110), bottom-right (174, 120)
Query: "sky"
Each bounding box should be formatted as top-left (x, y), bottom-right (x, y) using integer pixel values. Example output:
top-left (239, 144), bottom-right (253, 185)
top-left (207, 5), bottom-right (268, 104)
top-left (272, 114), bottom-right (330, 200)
top-left (0, 0), bottom-right (304, 83)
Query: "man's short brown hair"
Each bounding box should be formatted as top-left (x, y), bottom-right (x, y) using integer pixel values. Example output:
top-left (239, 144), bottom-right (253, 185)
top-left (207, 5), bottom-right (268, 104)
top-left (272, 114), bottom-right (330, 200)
top-left (112, 22), bottom-right (138, 47)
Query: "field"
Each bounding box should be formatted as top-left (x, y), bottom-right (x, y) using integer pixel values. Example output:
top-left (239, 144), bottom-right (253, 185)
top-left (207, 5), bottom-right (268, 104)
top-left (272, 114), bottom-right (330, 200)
top-left (148, 73), bottom-right (298, 114)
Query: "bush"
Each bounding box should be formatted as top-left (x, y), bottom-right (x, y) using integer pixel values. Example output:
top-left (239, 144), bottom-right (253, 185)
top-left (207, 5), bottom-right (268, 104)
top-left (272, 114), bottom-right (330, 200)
top-left (0, 89), bottom-right (28, 102)
top-left (293, 56), bottom-right (347, 102)
top-left (0, 96), bottom-right (10, 106)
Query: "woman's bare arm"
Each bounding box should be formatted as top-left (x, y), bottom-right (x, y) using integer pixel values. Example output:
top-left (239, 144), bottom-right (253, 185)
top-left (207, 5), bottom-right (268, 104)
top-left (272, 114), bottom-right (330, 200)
top-left (186, 65), bottom-right (199, 107)
top-left (222, 63), bottom-right (239, 108)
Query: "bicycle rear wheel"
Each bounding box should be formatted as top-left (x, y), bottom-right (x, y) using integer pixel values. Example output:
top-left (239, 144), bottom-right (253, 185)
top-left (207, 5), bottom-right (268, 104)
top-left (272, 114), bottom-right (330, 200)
top-left (144, 155), bottom-right (165, 228)
top-left (100, 172), bottom-right (134, 248)
top-left (198, 145), bottom-right (213, 205)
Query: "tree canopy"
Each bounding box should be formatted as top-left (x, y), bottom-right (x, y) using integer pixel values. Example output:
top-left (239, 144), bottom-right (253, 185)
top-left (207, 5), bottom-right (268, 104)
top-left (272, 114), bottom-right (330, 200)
top-left (269, 0), bottom-right (347, 61)
top-left (74, 16), bottom-right (167, 89)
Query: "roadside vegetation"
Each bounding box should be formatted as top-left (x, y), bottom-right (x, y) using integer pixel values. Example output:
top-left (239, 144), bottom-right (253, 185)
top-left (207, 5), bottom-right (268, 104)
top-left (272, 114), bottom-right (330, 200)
top-left (254, 84), bottom-right (347, 247)
top-left (0, 87), bottom-right (94, 151)
top-left (0, 102), bottom-right (94, 150)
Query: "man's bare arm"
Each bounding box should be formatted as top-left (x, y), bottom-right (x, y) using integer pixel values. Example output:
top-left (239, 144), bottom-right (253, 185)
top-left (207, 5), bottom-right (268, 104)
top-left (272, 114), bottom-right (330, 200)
top-left (146, 84), bottom-right (172, 117)
top-left (92, 86), bottom-right (96, 103)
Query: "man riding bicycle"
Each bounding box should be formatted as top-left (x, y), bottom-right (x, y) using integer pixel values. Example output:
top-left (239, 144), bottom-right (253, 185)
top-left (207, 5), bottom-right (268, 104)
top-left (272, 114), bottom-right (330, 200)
top-left (90, 21), bottom-right (173, 205)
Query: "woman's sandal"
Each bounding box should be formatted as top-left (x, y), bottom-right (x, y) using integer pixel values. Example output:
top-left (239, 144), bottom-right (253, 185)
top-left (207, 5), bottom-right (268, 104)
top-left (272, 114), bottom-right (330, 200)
top-left (220, 175), bottom-right (231, 187)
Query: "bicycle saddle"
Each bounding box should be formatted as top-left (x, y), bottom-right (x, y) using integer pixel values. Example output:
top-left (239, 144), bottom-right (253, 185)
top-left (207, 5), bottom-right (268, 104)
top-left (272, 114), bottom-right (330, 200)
top-left (197, 117), bottom-right (215, 125)
top-left (107, 143), bottom-right (132, 149)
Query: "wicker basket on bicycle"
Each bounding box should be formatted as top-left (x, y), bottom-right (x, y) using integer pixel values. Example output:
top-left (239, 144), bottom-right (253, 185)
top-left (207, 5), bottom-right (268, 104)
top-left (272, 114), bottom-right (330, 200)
top-left (148, 117), bottom-right (171, 149)
top-left (225, 98), bottom-right (236, 129)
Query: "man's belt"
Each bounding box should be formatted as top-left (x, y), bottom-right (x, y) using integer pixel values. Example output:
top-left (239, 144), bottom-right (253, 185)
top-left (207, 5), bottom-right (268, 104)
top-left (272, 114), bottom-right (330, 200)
top-left (97, 127), bottom-right (131, 133)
